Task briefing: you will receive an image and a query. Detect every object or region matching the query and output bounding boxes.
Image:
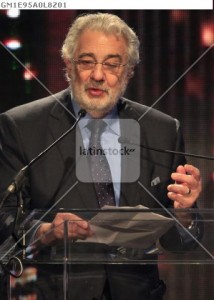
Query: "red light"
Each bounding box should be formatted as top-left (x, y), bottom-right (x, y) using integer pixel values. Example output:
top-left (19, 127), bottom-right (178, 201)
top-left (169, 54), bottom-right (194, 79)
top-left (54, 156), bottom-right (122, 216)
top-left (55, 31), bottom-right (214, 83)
top-left (201, 21), bottom-right (214, 47)
top-left (23, 63), bottom-right (37, 80)
top-left (170, 11), bottom-right (189, 23)
top-left (185, 73), bottom-right (204, 101)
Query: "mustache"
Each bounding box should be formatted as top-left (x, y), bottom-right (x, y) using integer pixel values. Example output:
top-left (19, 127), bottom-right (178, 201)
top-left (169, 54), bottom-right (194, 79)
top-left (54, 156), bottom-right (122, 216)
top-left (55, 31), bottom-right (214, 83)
top-left (84, 82), bottom-right (108, 92)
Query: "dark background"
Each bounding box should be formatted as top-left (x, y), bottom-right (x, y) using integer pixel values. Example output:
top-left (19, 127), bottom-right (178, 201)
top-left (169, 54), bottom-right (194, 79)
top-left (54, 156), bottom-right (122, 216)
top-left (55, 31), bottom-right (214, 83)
top-left (0, 10), bottom-right (214, 299)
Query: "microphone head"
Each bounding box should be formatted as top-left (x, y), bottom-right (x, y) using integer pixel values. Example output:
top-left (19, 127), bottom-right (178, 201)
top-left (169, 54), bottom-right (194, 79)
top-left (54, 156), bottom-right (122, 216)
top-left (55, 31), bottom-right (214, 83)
top-left (78, 109), bottom-right (86, 118)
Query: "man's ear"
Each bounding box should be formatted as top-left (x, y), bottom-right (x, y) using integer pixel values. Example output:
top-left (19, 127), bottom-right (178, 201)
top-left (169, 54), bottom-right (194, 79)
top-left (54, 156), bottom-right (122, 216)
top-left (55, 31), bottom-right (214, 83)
top-left (127, 66), bottom-right (135, 79)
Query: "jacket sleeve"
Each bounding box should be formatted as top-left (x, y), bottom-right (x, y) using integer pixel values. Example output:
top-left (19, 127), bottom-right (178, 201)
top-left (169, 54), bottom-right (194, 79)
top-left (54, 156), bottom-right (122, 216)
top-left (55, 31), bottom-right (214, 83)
top-left (0, 112), bottom-right (31, 245)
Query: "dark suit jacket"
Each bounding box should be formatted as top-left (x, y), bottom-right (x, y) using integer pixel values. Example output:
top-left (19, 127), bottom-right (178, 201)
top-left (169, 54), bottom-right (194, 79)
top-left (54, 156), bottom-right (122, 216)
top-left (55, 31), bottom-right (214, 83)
top-left (0, 89), bottom-right (186, 299)
top-left (0, 88), bottom-right (185, 208)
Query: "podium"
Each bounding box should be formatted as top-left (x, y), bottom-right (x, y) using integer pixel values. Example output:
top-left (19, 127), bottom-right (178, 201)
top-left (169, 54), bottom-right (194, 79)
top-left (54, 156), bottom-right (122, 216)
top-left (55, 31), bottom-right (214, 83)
top-left (1, 208), bottom-right (213, 299)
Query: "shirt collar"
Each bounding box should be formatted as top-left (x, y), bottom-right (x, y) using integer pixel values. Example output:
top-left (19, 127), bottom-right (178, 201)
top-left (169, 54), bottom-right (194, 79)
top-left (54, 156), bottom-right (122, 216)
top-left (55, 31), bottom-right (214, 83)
top-left (71, 97), bottom-right (120, 136)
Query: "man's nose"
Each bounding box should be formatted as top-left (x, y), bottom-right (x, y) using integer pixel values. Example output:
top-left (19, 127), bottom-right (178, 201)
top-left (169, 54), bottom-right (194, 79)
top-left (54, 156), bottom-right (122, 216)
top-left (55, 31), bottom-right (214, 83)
top-left (90, 63), bottom-right (105, 81)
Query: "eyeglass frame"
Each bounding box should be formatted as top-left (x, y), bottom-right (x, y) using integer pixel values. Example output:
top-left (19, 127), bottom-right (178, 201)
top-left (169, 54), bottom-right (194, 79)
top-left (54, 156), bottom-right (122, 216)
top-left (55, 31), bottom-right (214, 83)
top-left (72, 58), bottom-right (128, 74)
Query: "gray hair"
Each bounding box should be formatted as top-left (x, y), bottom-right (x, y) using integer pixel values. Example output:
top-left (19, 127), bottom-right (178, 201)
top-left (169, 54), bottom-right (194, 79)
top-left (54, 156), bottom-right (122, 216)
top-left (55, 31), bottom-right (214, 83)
top-left (61, 13), bottom-right (140, 67)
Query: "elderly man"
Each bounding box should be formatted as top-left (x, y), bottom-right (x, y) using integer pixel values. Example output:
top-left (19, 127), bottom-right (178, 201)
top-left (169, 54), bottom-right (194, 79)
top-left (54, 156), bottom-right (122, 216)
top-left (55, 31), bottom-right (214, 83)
top-left (0, 13), bottom-right (201, 300)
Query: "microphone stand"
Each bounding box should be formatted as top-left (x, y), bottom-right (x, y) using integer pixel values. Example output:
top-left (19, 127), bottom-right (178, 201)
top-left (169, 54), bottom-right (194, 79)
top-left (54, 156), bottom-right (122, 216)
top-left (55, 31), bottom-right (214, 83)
top-left (0, 109), bottom-right (86, 277)
top-left (118, 137), bottom-right (214, 161)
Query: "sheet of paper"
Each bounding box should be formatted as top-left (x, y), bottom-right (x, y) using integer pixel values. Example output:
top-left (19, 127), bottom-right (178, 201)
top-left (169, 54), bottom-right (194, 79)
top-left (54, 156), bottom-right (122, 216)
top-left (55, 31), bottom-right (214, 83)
top-left (80, 205), bottom-right (174, 249)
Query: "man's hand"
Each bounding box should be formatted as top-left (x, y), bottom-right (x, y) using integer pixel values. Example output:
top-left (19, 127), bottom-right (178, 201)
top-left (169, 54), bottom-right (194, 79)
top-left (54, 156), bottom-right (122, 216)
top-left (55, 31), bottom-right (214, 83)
top-left (167, 164), bottom-right (202, 209)
top-left (35, 213), bottom-right (93, 245)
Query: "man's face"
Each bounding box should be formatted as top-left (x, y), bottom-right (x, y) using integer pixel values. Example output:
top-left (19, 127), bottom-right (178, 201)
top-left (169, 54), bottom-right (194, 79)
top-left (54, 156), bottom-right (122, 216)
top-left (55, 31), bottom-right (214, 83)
top-left (66, 29), bottom-right (131, 117)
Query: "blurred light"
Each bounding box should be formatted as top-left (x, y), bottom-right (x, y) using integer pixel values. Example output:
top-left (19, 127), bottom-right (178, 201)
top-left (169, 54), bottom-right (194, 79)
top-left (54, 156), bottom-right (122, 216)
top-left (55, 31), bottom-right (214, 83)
top-left (0, 11), bottom-right (7, 16)
top-left (170, 11), bottom-right (188, 23)
top-left (4, 38), bottom-right (22, 50)
top-left (6, 9), bottom-right (20, 18)
top-left (185, 73), bottom-right (204, 101)
top-left (201, 21), bottom-right (214, 47)
top-left (23, 63), bottom-right (37, 80)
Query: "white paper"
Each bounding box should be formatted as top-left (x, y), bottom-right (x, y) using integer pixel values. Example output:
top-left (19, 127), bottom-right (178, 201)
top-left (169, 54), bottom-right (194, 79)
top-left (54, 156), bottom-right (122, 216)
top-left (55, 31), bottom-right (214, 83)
top-left (80, 205), bottom-right (174, 249)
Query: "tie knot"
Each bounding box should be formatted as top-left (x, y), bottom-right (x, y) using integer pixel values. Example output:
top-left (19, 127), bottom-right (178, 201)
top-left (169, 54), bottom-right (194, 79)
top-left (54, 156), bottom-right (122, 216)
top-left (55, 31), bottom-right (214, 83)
top-left (87, 119), bottom-right (107, 138)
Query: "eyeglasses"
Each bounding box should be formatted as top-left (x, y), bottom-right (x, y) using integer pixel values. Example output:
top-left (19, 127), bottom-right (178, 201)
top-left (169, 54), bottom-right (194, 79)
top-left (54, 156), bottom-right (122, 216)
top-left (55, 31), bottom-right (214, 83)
top-left (72, 58), bottom-right (127, 74)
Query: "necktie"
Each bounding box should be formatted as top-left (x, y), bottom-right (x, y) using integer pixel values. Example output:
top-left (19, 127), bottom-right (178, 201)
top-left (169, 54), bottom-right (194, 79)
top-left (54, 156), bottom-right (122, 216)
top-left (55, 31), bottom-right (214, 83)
top-left (87, 120), bottom-right (115, 207)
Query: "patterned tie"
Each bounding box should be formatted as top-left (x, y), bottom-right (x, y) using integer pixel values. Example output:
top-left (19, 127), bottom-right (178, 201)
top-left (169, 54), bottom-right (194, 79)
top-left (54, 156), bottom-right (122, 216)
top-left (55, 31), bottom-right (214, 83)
top-left (87, 119), bottom-right (115, 207)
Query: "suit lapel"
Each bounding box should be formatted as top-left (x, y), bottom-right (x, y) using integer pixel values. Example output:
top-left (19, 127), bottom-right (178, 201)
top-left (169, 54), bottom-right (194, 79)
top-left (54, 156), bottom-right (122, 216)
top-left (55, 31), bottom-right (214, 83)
top-left (118, 99), bottom-right (154, 207)
top-left (47, 90), bottom-right (98, 209)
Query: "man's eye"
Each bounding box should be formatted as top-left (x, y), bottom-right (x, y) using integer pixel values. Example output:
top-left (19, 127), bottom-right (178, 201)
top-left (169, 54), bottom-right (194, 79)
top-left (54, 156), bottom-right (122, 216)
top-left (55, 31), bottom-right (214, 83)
top-left (80, 60), bottom-right (94, 66)
top-left (104, 62), bottom-right (119, 69)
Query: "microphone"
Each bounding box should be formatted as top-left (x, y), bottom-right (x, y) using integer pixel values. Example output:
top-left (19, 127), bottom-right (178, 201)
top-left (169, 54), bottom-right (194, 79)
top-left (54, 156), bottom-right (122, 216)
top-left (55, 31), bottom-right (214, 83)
top-left (118, 136), bottom-right (214, 161)
top-left (0, 109), bottom-right (86, 208)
